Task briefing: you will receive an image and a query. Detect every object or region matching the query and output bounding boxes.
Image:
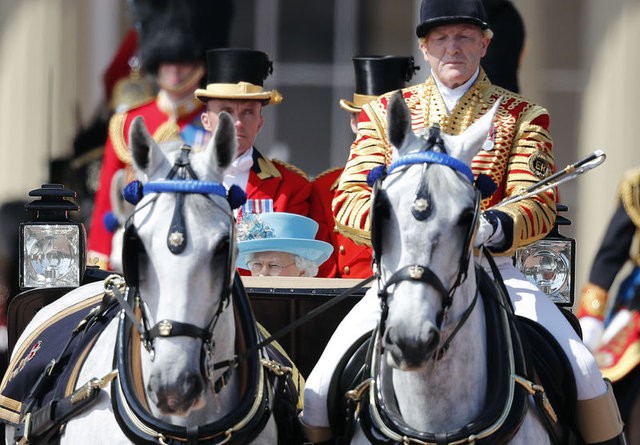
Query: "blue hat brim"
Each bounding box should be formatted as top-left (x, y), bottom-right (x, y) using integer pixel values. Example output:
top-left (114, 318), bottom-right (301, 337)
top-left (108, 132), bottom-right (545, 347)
top-left (237, 238), bottom-right (334, 269)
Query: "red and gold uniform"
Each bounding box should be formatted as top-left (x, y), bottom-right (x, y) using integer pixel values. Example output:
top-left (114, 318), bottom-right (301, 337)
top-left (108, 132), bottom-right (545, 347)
top-left (87, 96), bottom-right (205, 268)
top-left (333, 69), bottom-right (556, 255)
top-left (309, 167), bottom-right (372, 278)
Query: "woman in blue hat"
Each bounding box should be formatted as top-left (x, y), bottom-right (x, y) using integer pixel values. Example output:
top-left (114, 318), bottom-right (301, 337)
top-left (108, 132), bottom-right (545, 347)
top-left (237, 212), bottom-right (333, 277)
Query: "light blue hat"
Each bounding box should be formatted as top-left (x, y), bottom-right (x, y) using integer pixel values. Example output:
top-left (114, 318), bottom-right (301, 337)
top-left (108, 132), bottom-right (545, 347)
top-left (236, 212), bottom-right (334, 268)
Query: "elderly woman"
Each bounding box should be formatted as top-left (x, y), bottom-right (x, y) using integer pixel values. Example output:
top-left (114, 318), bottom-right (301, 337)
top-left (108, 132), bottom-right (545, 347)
top-left (237, 212), bottom-right (333, 277)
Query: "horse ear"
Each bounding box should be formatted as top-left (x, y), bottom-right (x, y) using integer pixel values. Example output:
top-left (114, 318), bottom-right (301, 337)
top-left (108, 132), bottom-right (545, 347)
top-left (444, 97), bottom-right (503, 165)
top-left (129, 116), bottom-right (167, 177)
top-left (387, 90), bottom-right (413, 151)
top-left (110, 169), bottom-right (135, 223)
top-left (203, 111), bottom-right (237, 173)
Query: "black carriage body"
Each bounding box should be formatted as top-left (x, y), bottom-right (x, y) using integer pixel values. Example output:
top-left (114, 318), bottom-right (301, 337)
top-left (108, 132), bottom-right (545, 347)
top-left (4, 274), bottom-right (367, 381)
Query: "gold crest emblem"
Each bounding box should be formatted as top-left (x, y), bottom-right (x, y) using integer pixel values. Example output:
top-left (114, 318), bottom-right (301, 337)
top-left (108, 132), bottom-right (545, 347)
top-left (528, 152), bottom-right (551, 179)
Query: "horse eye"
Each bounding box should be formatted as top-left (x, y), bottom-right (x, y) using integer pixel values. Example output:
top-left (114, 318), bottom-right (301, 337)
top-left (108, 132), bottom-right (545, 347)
top-left (214, 238), bottom-right (230, 256)
top-left (457, 208), bottom-right (475, 227)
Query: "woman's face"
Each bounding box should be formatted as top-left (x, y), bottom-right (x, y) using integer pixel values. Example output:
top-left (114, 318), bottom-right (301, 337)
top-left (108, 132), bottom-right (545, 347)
top-left (246, 251), bottom-right (302, 277)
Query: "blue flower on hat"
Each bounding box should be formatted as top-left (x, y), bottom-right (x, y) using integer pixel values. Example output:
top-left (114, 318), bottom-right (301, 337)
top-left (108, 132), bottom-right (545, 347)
top-left (237, 213), bottom-right (275, 241)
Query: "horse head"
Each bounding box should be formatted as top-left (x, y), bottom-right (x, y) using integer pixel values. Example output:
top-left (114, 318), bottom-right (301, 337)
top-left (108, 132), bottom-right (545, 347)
top-left (124, 113), bottom-right (239, 418)
top-left (373, 91), bottom-right (500, 370)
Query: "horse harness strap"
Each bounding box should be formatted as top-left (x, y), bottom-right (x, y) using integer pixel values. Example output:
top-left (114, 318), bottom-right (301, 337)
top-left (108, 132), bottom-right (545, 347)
top-left (15, 370), bottom-right (118, 445)
top-left (109, 275), bottom-right (302, 445)
top-left (351, 266), bottom-right (553, 445)
top-left (12, 294), bottom-right (121, 445)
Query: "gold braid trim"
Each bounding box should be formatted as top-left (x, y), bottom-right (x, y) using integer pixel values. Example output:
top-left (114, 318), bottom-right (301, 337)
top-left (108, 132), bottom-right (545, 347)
top-left (109, 112), bottom-right (131, 164)
top-left (152, 119), bottom-right (182, 145)
top-left (618, 168), bottom-right (640, 265)
top-left (334, 219), bottom-right (372, 247)
top-left (619, 168), bottom-right (640, 228)
top-left (272, 159), bottom-right (307, 180)
top-left (577, 283), bottom-right (609, 319)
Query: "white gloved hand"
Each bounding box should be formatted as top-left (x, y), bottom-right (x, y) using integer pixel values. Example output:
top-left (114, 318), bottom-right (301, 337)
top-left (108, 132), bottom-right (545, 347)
top-left (473, 213), bottom-right (504, 248)
top-left (579, 316), bottom-right (605, 352)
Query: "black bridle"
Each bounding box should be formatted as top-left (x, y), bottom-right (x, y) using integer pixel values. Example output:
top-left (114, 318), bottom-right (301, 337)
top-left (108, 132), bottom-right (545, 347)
top-left (369, 126), bottom-right (481, 345)
top-left (120, 144), bottom-right (242, 380)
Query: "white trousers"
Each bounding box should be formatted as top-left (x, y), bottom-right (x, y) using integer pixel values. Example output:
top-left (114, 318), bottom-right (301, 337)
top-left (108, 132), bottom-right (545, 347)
top-left (302, 256), bottom-right (607, 428)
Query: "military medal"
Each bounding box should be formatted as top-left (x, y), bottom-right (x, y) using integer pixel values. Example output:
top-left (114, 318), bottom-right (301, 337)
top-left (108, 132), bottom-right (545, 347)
top-left (482, 125), bottom-right (495, 151)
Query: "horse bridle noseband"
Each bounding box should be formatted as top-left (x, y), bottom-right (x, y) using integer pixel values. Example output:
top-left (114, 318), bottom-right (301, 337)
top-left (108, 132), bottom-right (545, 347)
top-left (370, 125), bottom-right (481, 344)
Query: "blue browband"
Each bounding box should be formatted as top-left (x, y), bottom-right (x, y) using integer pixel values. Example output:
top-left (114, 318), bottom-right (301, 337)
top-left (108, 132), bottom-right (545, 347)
top-left (387, 151), bottom-right (474, 183)
top-left (143, 180), bottom-right (227, 198)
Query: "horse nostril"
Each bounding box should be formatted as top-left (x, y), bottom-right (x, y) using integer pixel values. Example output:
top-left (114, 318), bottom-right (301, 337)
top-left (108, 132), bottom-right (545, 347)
top-left (384, 326), bottom-right (397, 348)
top-left (183, 374), bottom-right (203, 400)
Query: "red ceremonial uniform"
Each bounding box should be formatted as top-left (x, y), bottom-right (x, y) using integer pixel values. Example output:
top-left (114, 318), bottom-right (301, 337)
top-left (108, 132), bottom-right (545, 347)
top-left (242, 148), bottom-right (312, 218)
top-left (310, 167), bottom-right (373, 278)
top-left (87, 97), bottom-right (205, 268)
top-left (333, 70), bottom-right (556, 256)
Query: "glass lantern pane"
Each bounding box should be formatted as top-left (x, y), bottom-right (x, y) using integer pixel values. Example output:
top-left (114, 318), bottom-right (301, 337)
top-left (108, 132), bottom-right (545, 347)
top-left (514, 239), bottom-right (574, 305)
top-left (22, 224), bottom-right (81, 288)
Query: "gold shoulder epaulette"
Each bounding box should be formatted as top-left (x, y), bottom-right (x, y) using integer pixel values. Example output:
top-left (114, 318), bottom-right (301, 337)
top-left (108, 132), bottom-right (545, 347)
top-left (272, 159), bottom-right (309, 180)
top-left (619, 168), bottom-right (640, 227)
top-left (108, 111), bottom-right (132, 164)
top-left (314, 166), bottom-right (343, 181)
top-left (313, 166), bottom-right (343, 191)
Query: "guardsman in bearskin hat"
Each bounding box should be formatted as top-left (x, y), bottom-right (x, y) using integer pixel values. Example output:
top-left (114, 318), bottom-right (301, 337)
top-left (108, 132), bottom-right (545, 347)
top-left (577, 167), bottom-right (640, 433)
top-left (481, 0), bottom-right (525, 93)
top-left (195, 48), bottom-right (311, 224)
top-left (302, 0), bottom-right (626, 442)
top-left (309, 55), bottom-right (418, 278)
top-left (86, 0), bottom-right (233, 270)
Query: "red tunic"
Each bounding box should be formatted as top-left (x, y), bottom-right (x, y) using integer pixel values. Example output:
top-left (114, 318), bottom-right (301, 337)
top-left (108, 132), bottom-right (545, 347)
top-left (309, 167), bottom-right (373, 278)
top-left (87, 97), bottom-right (205, 268)
top-left (243, 149), bottom-right (311, 219)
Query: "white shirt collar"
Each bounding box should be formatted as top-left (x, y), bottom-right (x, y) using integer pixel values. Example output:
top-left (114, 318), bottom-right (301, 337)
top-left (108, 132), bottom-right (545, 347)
top-left (433, 68), bottom-right (480, 113)
top-left (224, 147), bottom-right (254, 190)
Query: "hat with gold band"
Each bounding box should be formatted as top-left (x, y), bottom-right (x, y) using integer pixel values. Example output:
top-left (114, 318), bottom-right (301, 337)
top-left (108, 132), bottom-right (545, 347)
top-left (195, 48), bottom-right (282, 105)
top-left (339, 56), bottom-right (419, 113)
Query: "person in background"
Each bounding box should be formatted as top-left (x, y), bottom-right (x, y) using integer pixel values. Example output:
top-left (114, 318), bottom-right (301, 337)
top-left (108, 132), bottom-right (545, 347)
top-left (301, 0), bottom-right (626, 443)
top-left (236, 212), bottom-right (333, 277)
top-left (310, 55), bottom-right (418, 278)
top-left (481, 0), bottom-right (525, 93)
top-left (195, 48), bottom-right (312, 220)
top-left (577, 167), bottom-right (640, 429)
top-left (87, 0), bottom-right (233, 270)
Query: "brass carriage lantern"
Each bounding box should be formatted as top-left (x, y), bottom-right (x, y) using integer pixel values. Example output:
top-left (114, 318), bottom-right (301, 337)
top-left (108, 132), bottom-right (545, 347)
top-left (18, 184), bottom-right (86, 290)
top-left (514, 204), bottom-right (576, 307)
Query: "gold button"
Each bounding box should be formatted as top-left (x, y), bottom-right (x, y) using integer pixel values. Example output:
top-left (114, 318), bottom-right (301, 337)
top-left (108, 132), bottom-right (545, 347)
top-left (339, 245), bottom-right (345, 254)
top-left (333, 225), bottom-right (339, 233)
top-left (343, 266), bottom-right (350, 275)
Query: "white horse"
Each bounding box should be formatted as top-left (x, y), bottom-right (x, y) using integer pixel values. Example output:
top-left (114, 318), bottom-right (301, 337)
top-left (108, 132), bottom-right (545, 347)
top-left (346, 92), bottom-right (555, 444)
top-left (2, 113), bottom-right (299, 444)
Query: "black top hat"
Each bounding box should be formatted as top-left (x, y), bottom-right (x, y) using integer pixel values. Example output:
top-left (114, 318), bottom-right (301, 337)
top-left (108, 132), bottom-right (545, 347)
top-left (195, 48), bottom-right (282, 105)
top-left (340, 56), bottom-right (419, 113)
top-left (130, 0), bottom-right (233, 74)
top-left (416, 0), bottom-right (489, 38)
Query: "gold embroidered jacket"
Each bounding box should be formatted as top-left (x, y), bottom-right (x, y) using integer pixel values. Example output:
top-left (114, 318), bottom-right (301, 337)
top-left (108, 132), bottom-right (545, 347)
top-left (332, 70), bottom-right (556, 256)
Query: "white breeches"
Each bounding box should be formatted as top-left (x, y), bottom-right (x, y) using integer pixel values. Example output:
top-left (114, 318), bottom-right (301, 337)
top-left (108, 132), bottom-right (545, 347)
top-left (302, 256), bottom-right (607, 428)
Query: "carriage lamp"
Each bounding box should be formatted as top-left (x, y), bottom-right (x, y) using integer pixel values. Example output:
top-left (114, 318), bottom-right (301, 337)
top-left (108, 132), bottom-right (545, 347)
top-left (19, 184), bottom-right (86, 289)
top-left (514, 204), bottom-right (576, 307)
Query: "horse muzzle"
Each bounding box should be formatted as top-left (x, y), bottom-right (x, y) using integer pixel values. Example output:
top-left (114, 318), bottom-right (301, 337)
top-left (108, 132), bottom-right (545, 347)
top-left (383, 322), bottom-right (440, 370)
top-left (148, 371), bottom-right (205, 415)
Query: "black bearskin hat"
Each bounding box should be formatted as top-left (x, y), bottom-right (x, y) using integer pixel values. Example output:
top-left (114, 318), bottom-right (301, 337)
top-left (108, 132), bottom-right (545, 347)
top-left (129, 0), bottom-right (234, 74)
